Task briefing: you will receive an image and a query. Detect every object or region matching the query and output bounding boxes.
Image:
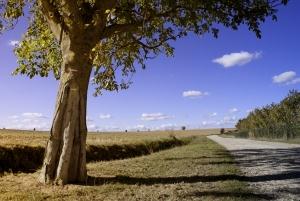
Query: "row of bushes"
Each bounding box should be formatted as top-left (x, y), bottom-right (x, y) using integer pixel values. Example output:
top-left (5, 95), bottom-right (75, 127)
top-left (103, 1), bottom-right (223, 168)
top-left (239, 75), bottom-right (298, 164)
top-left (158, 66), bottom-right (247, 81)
top-left (236, 90), bottom-right (300, 130)
top-left (0, 136), bottom-right (194, 174)
top-left (229, 125), bottom-right (300, 139)
top-left (235, 90), bottom-right (300, 139)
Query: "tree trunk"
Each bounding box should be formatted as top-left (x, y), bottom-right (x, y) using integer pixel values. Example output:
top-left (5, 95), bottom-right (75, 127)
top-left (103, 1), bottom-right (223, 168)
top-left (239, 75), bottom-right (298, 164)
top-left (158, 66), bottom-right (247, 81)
top-left (39, 46), bottom-right (92, 185)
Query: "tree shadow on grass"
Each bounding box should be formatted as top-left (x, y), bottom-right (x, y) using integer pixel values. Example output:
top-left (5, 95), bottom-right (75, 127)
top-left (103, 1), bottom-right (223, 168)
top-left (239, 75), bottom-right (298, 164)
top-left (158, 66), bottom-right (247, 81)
top-left (164, 157), bottom-right (237, 165)
top-left (85, 175), bottom-right (275, 200)
top-left (164, 156), bottom-right (232, 161)
top-left (86, 171), bottom-right (300, 186)
top-left (187, 191), bottom-right (274, 200)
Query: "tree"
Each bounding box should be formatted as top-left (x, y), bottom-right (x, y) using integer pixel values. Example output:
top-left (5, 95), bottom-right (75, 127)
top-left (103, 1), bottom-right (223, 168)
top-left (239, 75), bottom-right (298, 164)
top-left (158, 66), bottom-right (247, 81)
top-left (235, 90), bottom-right (300, 138)
top-left (0, 0), bottom-right (289, 185)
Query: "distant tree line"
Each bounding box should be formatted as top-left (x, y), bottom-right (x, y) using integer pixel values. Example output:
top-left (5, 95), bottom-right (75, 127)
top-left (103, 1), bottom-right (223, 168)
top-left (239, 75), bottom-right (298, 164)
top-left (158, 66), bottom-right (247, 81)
top-left (236, 90), bottom-right (300, 130)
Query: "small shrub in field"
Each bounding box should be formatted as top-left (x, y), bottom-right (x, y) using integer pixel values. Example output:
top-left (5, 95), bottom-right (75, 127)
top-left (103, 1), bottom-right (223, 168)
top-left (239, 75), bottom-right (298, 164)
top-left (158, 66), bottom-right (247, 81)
top-left (220, 128), bottom-right (225, 134)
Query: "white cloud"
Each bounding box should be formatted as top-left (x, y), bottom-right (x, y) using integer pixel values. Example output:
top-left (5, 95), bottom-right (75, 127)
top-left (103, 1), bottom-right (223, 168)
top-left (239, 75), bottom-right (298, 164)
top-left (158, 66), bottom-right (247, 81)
top-left (8, 40), bottom-right (20, 47)
top-left (287, 77), bottom-right (300, 85)
top-left (22, 112), bottom-right (47, 118)
top-left (213, 51), bottom-right (261, 68)
top-left (229, 108), bottom-right (239, 113)
top-left (97, 126), bottom-right (122, 132)
top-left (273, 71), bottom-right (296, 83)
top-left (5, 112), bottom-right (50, 131)
top-left (99, 114), bottom-right (112, 119)
top-left (182, 90), bottom-right (209, 98)
top-left (202, 121), bottom-right (217, 126)
top-left (209, 112), bottom-right (218, 117)
top-left (222, 116), bottom-right (237, 124)
top-left (127, 124), bottom-right (147, 131)
top-left (157, 123), bottom-right (179, 131)
top-left (272, 71), bottom-right (300, 85)
top-left (202, 115), bottom-right (238, 128)
top-left (141, 113), bottom-right (172, 121)
top-left (87, 124), bottom-right (98, 131)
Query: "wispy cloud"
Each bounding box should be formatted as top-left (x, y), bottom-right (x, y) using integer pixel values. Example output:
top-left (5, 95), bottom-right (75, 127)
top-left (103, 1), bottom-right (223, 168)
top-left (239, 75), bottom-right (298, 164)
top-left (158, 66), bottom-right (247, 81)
top-left (213, 51), bottom-right (261, 68)
top-left (141, 113), bottom-right (172, 121)
top-left (182, 90), bottom-right (209, 98)
top-left (202, 115), bottom-right (238, 128)
top-left (97, 126), bottom-right (122, 132)
top-left (287, 77), bottom-right (300, 85)
top-left (127, 124), bottom-right (147, 131)
top-left (209, 112), bottom-right (218, 117)
top-left (273, 71), bottom-right (300, 85)
top-left (8, 40), bottom-right (20, 47)
top-left (222, 116), bottom-right (237, 124)
top-left (157, 123), bottom-right (179, 131)
top-left (229, 108), bottom-right (239, 113)
top-left (99, 114), bottom-right (112, 119)
top-left (202, 120), bottom-right (218, 127)
top-left (22, 112), bottom-right (47, 118)
top-left (87, 124), bottom-right (98, 131)
top-left (4, 112), bottom-right (50, 131)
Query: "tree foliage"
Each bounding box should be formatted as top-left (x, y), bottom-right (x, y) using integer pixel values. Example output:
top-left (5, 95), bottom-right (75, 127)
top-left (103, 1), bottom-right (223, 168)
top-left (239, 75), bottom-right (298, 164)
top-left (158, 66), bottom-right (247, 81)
top-left (236, 90), bottom-right (300, 130)
top-left (1, 0), bottom-right (289, 95)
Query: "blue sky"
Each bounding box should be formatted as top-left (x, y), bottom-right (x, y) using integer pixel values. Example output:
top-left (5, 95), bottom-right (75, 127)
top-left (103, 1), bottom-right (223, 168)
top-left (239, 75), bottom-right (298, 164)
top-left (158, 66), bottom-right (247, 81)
top-left (0, 1), bottom-right (300, 131)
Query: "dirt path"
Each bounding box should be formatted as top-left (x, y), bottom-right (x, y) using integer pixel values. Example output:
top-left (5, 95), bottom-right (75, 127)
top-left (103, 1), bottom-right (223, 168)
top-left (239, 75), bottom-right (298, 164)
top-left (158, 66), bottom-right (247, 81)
top-left (208, 135), bottom-right (300, 201)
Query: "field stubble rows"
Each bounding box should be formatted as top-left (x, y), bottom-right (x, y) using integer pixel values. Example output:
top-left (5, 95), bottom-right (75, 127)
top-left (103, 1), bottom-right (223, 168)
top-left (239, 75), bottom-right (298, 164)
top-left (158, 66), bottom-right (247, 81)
top-left (0, 129), bottom-right (218, 147)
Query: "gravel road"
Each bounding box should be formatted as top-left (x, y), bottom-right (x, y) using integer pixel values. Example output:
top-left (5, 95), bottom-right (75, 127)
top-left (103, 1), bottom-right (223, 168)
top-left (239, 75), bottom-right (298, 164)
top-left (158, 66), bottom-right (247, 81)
top-left (208, 135), bottom-right (300, 201)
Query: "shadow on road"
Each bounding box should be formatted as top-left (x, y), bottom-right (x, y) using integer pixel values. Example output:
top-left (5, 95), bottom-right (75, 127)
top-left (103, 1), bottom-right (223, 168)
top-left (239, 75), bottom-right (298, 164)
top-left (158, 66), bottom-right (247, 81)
top-left (231, 147), bottom-right (300, 196)
top-left (231, 147), bottom-right (300, 173)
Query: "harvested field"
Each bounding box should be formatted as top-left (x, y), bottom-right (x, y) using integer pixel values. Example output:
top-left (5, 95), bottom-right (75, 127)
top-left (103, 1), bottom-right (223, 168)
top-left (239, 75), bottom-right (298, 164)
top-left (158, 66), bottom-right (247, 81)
top-left (0, 129), bottom-right (220, 147)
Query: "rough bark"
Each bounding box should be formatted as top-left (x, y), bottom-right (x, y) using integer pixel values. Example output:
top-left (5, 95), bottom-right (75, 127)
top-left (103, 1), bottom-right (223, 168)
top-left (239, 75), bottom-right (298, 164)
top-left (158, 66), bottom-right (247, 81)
top-left (39, 41), bottom-right (92, 185)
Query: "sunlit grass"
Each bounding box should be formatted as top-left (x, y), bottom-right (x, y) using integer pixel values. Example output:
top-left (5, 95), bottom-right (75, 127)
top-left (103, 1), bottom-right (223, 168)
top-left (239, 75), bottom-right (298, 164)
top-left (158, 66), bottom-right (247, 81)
top-left (0, 136), bottom-right (263, 201)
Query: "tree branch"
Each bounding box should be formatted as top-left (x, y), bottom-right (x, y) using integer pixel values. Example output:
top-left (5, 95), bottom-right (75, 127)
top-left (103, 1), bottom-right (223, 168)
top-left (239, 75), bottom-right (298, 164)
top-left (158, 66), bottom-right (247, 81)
top-left (94, 0), bottom-right (118, 11)
top-left (38, 0), bottom-right (63, 40)
top-left (58, 0), bottom-right (83, 30)
top-left (99, 5), bottom-right (191, 39)
top-left (90, 0), bottom-right (118, 40)
top-left (131, 35), bottom-right (175, 50)
top-left (101, 22), bottom-right (142, 38)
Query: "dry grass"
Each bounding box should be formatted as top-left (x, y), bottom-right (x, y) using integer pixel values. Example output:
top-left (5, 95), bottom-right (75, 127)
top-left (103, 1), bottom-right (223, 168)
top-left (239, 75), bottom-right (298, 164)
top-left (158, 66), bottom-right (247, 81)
top-left (0, 128), bottom-right (220, 147)
top-left (0, 136), bottom-right (265, 201)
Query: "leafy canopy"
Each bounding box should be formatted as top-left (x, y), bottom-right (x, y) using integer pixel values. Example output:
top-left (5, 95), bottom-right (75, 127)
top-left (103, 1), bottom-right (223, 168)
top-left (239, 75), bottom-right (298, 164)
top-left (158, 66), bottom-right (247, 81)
top-left (0, 0), bottom-right (288, 95)
top-left (236, 90), bottom-right (300, 130)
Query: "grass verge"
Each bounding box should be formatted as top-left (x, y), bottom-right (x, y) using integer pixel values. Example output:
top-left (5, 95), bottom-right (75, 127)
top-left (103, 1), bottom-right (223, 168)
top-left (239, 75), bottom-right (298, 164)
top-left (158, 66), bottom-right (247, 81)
top-left (0, 136), bottom-right (268, 201)
top-left (0, 136), bottom-right (193, 173)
